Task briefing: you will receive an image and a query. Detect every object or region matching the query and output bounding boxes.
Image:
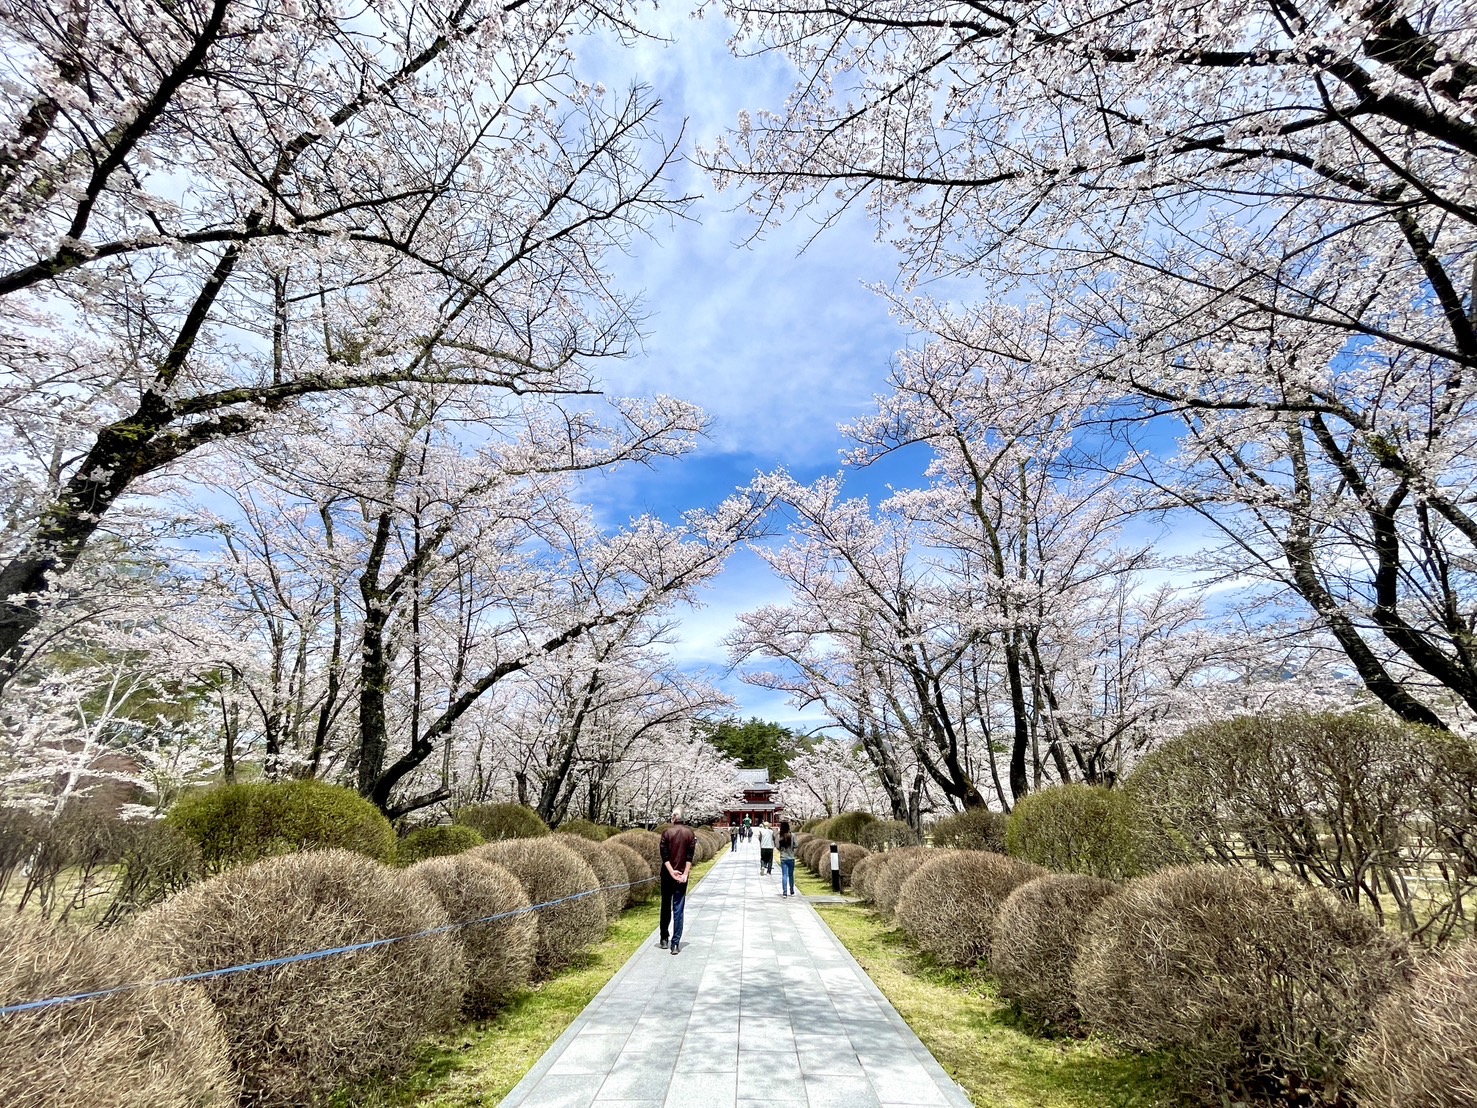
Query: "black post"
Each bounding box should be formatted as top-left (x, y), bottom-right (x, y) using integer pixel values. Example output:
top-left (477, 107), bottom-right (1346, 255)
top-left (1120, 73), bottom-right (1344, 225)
top-left (830, 842), bottom-right (841, 892)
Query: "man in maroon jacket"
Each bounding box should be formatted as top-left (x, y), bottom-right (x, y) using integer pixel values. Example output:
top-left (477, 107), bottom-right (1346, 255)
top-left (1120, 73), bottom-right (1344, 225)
top-left (659, 807), bottom-right (697, 955)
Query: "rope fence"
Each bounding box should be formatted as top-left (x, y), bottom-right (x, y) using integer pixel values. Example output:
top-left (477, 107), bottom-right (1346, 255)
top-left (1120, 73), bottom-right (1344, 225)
top-left (0, 874), bottom-right (659, 1018)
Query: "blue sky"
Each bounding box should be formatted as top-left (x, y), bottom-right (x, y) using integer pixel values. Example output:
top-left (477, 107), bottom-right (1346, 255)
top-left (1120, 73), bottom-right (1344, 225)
top-left (566, 10), bottom-right (947, 728)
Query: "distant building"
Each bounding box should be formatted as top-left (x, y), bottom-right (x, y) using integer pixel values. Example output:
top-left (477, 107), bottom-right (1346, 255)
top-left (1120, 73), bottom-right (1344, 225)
top-left (721, 768), bottom-right (783, 826)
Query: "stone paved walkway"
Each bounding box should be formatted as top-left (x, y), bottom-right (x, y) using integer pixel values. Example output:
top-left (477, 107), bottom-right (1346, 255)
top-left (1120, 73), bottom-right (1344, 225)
top-left (500, 840), bottom-right (973, 1108)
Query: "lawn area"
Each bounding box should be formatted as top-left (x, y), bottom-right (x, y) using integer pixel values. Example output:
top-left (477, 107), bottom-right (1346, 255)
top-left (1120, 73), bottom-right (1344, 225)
top-left (332, 851), bottom-right (722, 1108)
top-left (792, 866), bottom-right (1178, 1108)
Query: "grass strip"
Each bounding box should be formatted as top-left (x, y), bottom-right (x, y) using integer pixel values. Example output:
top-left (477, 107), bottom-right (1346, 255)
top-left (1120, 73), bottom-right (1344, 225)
top-left (791, 865), bottom-right (1177, 1108)
top-left (334, 852), bottom-right (722, 1108)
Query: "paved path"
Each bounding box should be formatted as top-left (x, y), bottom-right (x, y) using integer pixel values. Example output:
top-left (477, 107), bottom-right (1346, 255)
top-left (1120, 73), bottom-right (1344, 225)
top-left (501, 841), bottom-right (973, 1108)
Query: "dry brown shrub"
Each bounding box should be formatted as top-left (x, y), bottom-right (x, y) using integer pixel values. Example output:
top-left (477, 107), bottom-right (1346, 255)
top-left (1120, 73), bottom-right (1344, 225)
top-left (1073, 864), bottom-right (1412, 1101)
top-left (870, 847), bottom-right (937, 918)
top-left (406, 855), bottom-right (536, 1016)
top-left (471, 839), bottom-right (606, 973)
top-left (608, 829), bottom-right (662, 876)
top-left (989, 874), bottom-right (1119, 1029)
top-left (851, 851), bottom-right (888, 901)
top-left (835, 842), bottom-right (871, 888)
top-left (132, 849), bottom-right (463, 1107)
top-left (0, 915), bottom-right (235, 1108)
top-left (1348, 939), bottom-right (1477, 1108)
top-left (552, 833), bottom-right (630, 915)
top-left (800, 838), bottom-right (833, 874)
top-left (605, 840), bottom-right (655, 904)
top-left (895, 851), bottom-right (1047, 967)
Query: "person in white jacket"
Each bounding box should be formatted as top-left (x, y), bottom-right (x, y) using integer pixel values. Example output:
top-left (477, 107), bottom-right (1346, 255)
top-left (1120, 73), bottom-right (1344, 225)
top-left (756, 821), bottom-right (775, 875)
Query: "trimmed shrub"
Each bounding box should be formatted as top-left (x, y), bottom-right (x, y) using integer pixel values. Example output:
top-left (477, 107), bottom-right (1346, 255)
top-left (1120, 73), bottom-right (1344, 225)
top-left (558, 819), bottom-right (617, 841)
top-left (869, 847), bottom-right (935, 918)
top-left (471, 839), bottom-right (606, 973)
top-left (851, 851), bottom-right (888, 901)
top-left (406, 855), bottom-right (536, 1015)
top-left (453, 802), bottom-right (549, 842)
top-left (896, 851), bottom-right (1047, 967)
top-left (1074, 864), bottom-right (1412, 1101)
top-left (1349, 939), bottom-right (1477, 1107)
top-left (800, 837), bottom-right (832, 874)
top-left (859, 819), bottom-right (922, 852)
top-left (608, 829), bottom-right (662, 877)
top-left (552, 833), bottom-right (630, 915)
top-left (132, 849), bottom-right (462, 1106)
top-left (816, 810), bottom-right (876, 845)
top-left (835, 842), bottom-right (871, 889)
top-left (605, 840), bottom-right (656, 905)
top-left (930, 807), bottom-right (1009, 852)
top-left (0, 915), bottom-right (234, 1108)
top-left (1005, 784), bottom-right (1154, 880)
top-left (990, 874), bottom-right (1119, 1029)
top-left (1126, 712), bottom-right (1475, 936)
top-left (799, 818), bottom-right (824, 832)
top-left (165, 780), bottom-right (397, 872)
top-left (398, 824), bottom-right (484, 865)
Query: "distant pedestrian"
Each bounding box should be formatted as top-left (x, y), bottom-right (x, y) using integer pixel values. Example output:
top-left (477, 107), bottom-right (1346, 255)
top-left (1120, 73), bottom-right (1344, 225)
top-left (778, 820), bottom-right (797, 897)
top-left (742, 814), bottom-right (752, 843)
top-left (757, 820), bottom-right (775, 875)
top-left (659, 806), bottom-right (697, 955)
top-left (730, 823), bottom-right (739, 851)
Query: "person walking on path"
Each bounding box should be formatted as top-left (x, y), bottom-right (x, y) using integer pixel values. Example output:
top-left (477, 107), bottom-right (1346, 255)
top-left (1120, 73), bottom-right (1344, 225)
top-left (777, 819), bottom-right (797, 896)
top-left (757, 820), bottom-right (775, 875)
top-left (730, 822), bottom-right (739, 851)
top-left (658, 807), bottom-right (696, 955)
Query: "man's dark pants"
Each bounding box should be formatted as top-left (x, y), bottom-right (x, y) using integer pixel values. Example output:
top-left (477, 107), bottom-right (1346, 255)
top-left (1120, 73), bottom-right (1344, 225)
top-left (660, 871), bottom-right (688, 946)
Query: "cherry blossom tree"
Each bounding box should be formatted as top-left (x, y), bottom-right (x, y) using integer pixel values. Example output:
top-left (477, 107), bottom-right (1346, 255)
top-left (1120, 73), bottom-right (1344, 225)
top-left (709, 0), bottom-right (1477, 729)
top-left (776, 736), bottom-right (891, 820)
top-left (187, 404), bottom-right (773, 816)
top-left (0, 0), bottom-right (689, 688)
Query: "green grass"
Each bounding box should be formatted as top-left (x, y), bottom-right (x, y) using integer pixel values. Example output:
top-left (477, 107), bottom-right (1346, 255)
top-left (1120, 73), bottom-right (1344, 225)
top-left (332, 852), bottom-right (722, 1108)
top-left (791, 865), bottom-right (1179, 1108)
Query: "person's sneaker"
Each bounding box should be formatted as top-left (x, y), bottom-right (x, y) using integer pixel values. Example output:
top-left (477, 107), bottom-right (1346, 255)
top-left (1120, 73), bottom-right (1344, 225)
top-left (659, 939), bottom-right (668, 949)
top-left (671, 941), bottom-right (680, 955)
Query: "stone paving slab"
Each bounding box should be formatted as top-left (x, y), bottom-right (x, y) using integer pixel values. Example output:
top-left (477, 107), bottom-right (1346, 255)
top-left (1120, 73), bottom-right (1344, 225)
top-left (501, 839), bottom-right (973, 1108)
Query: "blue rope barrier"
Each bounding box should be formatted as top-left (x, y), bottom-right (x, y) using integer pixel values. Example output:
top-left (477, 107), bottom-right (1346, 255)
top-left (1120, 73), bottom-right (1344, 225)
top-left (0, 875), bottom-right (658, 1018)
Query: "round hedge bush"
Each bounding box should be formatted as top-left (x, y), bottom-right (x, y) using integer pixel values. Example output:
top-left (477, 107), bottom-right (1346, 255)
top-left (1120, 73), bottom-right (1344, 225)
top-left (869, 847), bottom-right (936, 918)
top-left (814, 811), bottom-right (876, 845)
top-left (895, 851), bottom-right (1047, 967)
top-left (1005, 784), bottom-right (1157, 880)
top-left (132, 849), bottom-right (463, 1107)
top-left (454, 803), bottom-right (549, 842)
top-left (1348, 939), bottom-right (1477, 1108)
top-left (1073, 864), bottom-right (1411, 1100)
top-left (800, 837), bottom-right (833, 874)
top-left (398, 824), bottom-right (484, 865)
top-left (552, 833), bottom-right (630, 915)
top-left (835, 842), bottom-right (871, 888)
top-left (557, 819), bottom-right (617, 841)
top-left (406, 855), bottom-right (536, 1015)
top-left (930, 807), bottom-right (1009, 852)
top-left (851, 851), bottom-right (888, 902)
top-left (165, 780), bottom-right (397, 872)
top-left (604, 840), bottom-right (656, 905)
top-left (989, 874), bottom-right (1119, 1029)
top-left (608, 829), bottom-right (662, 877)
top-left (859, 819), bottom-right (922, 852)
top-left (471, 839), bottom-right (606, 973)
top-left (0, 916), bottom-right (234, 1108)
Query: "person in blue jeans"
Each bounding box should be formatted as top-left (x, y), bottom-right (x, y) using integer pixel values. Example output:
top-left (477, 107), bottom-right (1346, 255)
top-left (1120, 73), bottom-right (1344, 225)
top-left (777, 820), bottom-right (797, 897)
top-left (659, 807), bottom-right (696, 954)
